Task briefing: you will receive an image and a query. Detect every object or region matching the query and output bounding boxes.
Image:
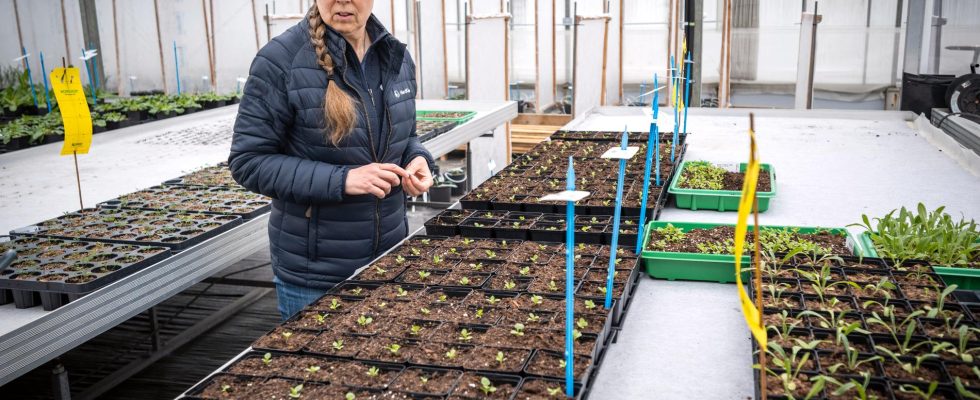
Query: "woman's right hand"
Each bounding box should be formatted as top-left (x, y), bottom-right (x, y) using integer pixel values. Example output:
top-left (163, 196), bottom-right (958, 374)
top-left (345, 163), bottom-right (411, 199)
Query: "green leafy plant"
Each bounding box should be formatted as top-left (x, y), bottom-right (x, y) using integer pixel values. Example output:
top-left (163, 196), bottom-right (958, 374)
top-left (262, 352), bottom-right (272, 366)
top-left (332, 339), bottom-right (344, 351)
top-left (479, 377), bottom-right (497, 395)
top-left (459, 329), bottom-right (473, 342)
top-left (367, 366), bottom-right (380, 377)
top-left (678, 161), bottom-right (726, 190)
top-left (495, 351), bottom-right (506, 364)
top-left (387, 343), bottom-right (402, 354)
top-left (853, 203), bottom-right (979, 266)
top-left (288, 384), bottom-right (304, 398)
top-left (510, 323), bottom-right (525, 336)
top-left (356, 315), bottom-right (373, 326)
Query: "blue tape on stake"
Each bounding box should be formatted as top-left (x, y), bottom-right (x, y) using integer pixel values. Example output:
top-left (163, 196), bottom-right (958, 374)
top-left (82, 48), bottom-right (96, 104)
top-left (39, 52), bottom-right (52, 112)
top-left (671, 57), bottom-right (679, 163)
top-left (173, 41), bottom-right (181, 95)
top-left (22, 48), bottom-right (38, 108)
top-left (652, 74), bottom-right (659, 119)
top-left (683, 52), bottom-right (693, 136)
top-left (636, 122), bottom-right (657, 254)
top-left (564, 156), bottom-right (576, 398)
top-left (606, 130), bottom-right (628, 309)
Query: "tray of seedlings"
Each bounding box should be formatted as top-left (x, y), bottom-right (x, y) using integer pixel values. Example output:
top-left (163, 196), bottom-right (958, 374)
top-left (549, 130), bottom-right (687, 145)
top-left (640, 221), bottom-right (863, 284)
top-left (416, 110), bottom-right (477, 124)
top-left (854, 203), bottom-right (980, 291)
top-left (99, 184), bottom-right (272, 220)
top-left (417, 120), bottom-right (459, 143)
top-left (0, 236), bottom-right (170, 310)
top-left (163, 162), bottom-right (241, 188)
top-left (751, 253), bottom-right (979, 399)
top-left (9, 208), bottom-right (244, 252)
top-left (668, 160), bottom-right (777, 212)
top-left (459, 138), bottom-right (685, 217)
top-left (179, 235), bottom-right (641, 399)
top-left (425, 209), bottom-right (644, 248)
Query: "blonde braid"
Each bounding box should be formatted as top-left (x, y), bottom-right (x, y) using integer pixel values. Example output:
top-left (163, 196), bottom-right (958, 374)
top-left (307, 5), bottom-right (357, 146)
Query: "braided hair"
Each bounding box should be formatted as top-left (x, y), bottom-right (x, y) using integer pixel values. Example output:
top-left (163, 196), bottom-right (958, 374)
top-left (307, 4), bottom-right (358, 146)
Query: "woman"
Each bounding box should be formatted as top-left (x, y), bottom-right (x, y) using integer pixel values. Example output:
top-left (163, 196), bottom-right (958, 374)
top-left (229, 0), bottom-right (434, 320)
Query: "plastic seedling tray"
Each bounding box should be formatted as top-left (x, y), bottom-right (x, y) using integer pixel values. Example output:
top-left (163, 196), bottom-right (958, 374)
top-left (0, 236), bottom-right (170, 310)
top-left (668, 161), bottom-right (777, 212)
top-left (857, 232), bottom-right (980, 290)
top-left (416, 110), bottom-right (476, 124)
top-left (640, 221), bottom-right (862, 283)
top-left (163, 162), bottom-right (239, 187)
top-left (11, 208), bottom-right (243, 251)
top-left (100, 184), bottom-right (271, 220)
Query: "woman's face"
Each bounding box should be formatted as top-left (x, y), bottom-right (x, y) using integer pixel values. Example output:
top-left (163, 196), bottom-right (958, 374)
top-left (317, 0), bottom-right (374, 35)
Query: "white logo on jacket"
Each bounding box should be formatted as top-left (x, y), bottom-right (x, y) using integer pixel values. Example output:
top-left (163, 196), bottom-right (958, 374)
top-left (393, 87), bottom-right (412, 98)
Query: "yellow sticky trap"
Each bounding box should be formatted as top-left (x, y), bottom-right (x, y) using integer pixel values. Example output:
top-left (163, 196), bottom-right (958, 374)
top-left (734, 126), bottom-right (766, 348)
top-left (51, 67), bottom-right (92, 155)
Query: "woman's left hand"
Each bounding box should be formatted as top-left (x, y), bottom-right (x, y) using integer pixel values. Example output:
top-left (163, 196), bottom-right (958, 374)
top-left (403, 156), bottom-right (433, 197)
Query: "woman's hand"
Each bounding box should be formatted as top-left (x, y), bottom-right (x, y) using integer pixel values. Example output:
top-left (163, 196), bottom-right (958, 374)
top-left (345, 163), bottom-right (410, 199)
top-left (402, 156), bottom-right (433, 197)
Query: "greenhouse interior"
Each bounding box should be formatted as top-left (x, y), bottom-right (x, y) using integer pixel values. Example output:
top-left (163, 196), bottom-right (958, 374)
top-left (1, 0), bottom-right (979, 399)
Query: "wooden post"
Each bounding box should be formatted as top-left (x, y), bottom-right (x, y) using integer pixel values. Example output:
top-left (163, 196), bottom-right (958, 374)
top-left (600, 12), bottom-right (609, 106)
top-left (202, 0), bottom-right (217, 92)
top-left (251, 0), bottom-right (262, 51)
top-left (750, 113), bottom-right (766, 400)
top-left (13, 0), bottom-right (25, 52)
top-left (617, 0), bottom-right (624, 104)
top-left (718, 0), bottom-right (732, 108)
top-left (73, 151), bottom-right (83, 209)
top-left (112, 0), bottom-right (123, 96)
top-left (440, 0), bottom-right (449, 97)
top-left (60, 0), bottom-right (72, 62)
top-left (153, 0), bottom-right (169, 93)
top-left (209, 0), bottom-right (217, 91)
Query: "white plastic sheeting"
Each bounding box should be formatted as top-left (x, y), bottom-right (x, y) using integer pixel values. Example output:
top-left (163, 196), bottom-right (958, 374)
top-left (571, 16), bottom-right (608, 116)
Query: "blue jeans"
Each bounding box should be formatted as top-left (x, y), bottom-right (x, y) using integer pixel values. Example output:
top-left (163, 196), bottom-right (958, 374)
top-left (273, 276), bottom-right (328, 321)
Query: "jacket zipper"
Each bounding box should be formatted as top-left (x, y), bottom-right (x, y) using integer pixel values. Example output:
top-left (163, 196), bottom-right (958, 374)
top-left (339, 62), bottom-right (383, 256)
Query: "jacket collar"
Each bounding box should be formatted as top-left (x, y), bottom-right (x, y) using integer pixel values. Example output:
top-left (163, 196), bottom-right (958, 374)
top-left (320, 14), bottom-right (393, 72)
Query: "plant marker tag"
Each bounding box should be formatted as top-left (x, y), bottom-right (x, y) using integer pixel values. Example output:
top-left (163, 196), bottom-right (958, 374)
top-left (538, 191), bottom-right (589, 202)
top-left (636, 122), bottom-right (659, 253)
top-left (52, 67), bottom-right (93, 156)
top-left (599, 146), bottom-right (639, 160)
top-left (733, 114), bottom-right (766, 349)
top-left (487, 159), bottom-right (497, 175)
top-left (604, 130), bottom-right (630, 309)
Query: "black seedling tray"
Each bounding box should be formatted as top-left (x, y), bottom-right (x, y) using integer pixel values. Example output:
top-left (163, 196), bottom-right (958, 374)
top-left (10, 208), bottom-right (243, 251)
top-left (0, 236), bottom-right (170, 310)
top-left (99, 184), bottom-right (271, 220)
top-left (164, 162), bottom-right (240, 188)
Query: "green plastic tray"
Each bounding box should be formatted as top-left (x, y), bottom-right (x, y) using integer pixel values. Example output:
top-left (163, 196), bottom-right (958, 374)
top-left (856, 232), bottom-right (980, 290)
top-left (668, 162), bottom-right (776, 212)
top-left (416, 110), bottom-right (476, 124)
top-left (640, 221), bottom-right (861, 284)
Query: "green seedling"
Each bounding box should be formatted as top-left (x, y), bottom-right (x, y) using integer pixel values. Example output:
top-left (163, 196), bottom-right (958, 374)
top-left (519, 266), bottom-right (531, 276)
top-left (530, 295), bottom-right (543, 305)
top-left (419, 307), bottom-right (431, 315)
top-left (410, 324), bottom-right (423, 336)
top-left (305, 365), bottom-right (321, 374)
top-left (527, 313), bottom-right (541, 323)
top-left (487, 295), bottom-right (500, 305)
top-left (288, 384), bottom-right (304, 398)
top-left (220, 384), bottom-right (232, 393)
top-left (459, 276), bottom-right (471, 285)
top-left (345, 392), bottom-right (356, 400)
top-left (459, 329), bottom-right (473, 342)
top-left (475, 308), bottom-right (485, 319)
top-left (584, 299), bottom-right (597, 310)
top-left (262, 352), bottom-right (273, 366)
top-left (510, 323), bottom-right (526, 336)
top-left (445, 348), bottom-right (458, 359)
top-left (417, 270), bottom-right (431, 280)
top-left (396, 286), bottom-right (409, 297)
top-left (281, 331), bottom-right (294, 340)
top-left (479, 377), bottom-right (497, 395)
top-left (332, 339), bottom-right (344, 351)
top-left (356, 315), bottom-right (373, 326)
top-left (504, 280), bottom-right (517, 290)
top-left (367, 366), bottom-right (380, 377)
top-left (387, 344), bottom-right (402, 354)
top-left (373, 266), bottom-right (387, 275)
top-left (329, 298), bottom-right (342, 310)
top-left (495, 351), bottom-right (507, 364)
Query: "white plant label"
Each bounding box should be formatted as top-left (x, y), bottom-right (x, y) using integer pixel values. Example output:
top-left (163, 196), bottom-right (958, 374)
top-left (487, 159), bottom-right (497, 172)
top-left (539, 190), bottom-right (590, 202)
top-left (600, 146), bottom-right (640, 160)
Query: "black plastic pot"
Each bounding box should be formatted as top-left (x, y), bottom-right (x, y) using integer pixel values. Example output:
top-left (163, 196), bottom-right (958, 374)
top-left (429, 184), bottom-right (454, 203)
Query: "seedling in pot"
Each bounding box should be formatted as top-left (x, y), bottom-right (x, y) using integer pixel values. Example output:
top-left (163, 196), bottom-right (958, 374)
top-left (896, 382), bottom-right (940, 399)
top-left (759, 341), bottom-right (824, 399)
top-left (357, 315), bottom-right (373, 326)
top-left (281, 331), bottom-right (294, 341)
top-left (479, 377), bottom-right (497, 395)
top-left (305, 365), bottom-right (321, 374)
top-left (445, 347), bottom-right (459, 360)
top-left (825, 336), bottom-right (882, 375)
top-left (367, 366), bottom-right (380, 377)
top-left (793, 264), bottom-right (859, 305)
top-left (504, 280), bottom-right (517, 290)
top-left (797, 310), bottom-right (866, 345)
top-left (825, 372), bottom-right (877, 400)
top-left (417, 270), bottom-right (432, 281)
top-left (409, 324), bottom-right (423, 336)
top-left (345, 392), bottom-right (356, 400)
top-left (584, 300), bottom-right (596, 310)
top-left (932, 325), bottom-right (978, 363)
top-left (387, 344), bottom-right (402, 354)
top-left (459, 329), bottom-right (473, 342)
top-left (396, 286), bottom-right (409, 297)
top-left (289, 384), bottom-right (304, 399)
top-left (332, 339), bottom-right (344, 351)
top-left (510, 323), bottom-right (525, 337)
top-left (262, 352), bottom-right (273, 366)
top-left (329, 298), bottom-right (342, 310)
top-left (487, 295), bottom-right (500, 305)
top-left (865, 308), bottom-right (928, 356)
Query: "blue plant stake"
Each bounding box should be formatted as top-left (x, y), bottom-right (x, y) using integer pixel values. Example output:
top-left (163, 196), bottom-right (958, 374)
top-left (671, 57), bottom-right (679, 163)
top-left (39, 52), bottom-right (52, 112)
top-left (564, 156), bottom-right (576, 398)
top-left (683, 52), bottom-right (693, 136)
top-left (21, 47), bottom-right (39, 108)
top-left (89, 43), bottom-right (101, 94)
top-left (173, 41), bottom-right (182, 95)
top-left (81, 48), bottom-right (96, 104)
top-left (606, 130), bottom-right (629, 308)
top-left (636, 121), bottom-right (658, 254)
top-left (652, 73), bottom-right (660, 119)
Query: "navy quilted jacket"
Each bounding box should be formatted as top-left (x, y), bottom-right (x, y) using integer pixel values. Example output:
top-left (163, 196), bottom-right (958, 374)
top-left (229, 16), bottom-right (433, 289)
